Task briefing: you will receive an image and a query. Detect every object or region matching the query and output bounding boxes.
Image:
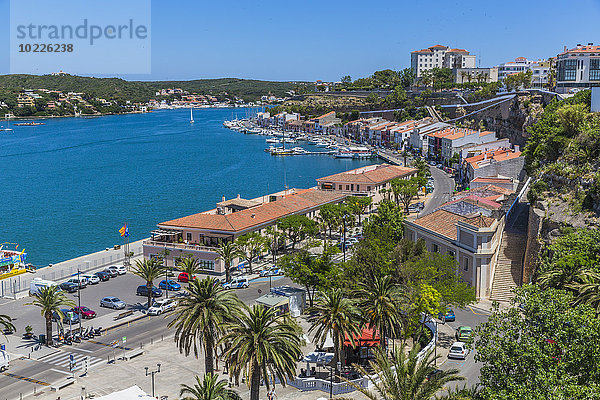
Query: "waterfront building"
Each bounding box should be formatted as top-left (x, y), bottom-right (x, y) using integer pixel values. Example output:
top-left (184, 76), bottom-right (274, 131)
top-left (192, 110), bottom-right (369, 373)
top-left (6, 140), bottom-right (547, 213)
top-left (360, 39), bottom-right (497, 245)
top-left (409, 121), bottom-right (453, 155)
top-left (142, 189), bottom-right (346, 274)
top-left (404, 184), bottom-right (514, 298)
top-left (311, 111), bottom-right (341, 134)
top-left (411, 45), bottom-right (476, 78)
top-left (440, 128), bottom-right (497, 165)
top-left (556, 43), bottom-right (600, 93)
top-left (316, 164), bottom-right (417, 203)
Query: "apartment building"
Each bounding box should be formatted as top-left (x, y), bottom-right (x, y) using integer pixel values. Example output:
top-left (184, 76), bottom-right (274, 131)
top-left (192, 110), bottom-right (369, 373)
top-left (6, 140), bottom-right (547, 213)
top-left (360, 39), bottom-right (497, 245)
top-left (411, 45), bottom-right (476, 78)
top-left (463, 147), bottom-right (524, 184)
top-left (556, 43), bottom-right (600, 93)
top-left (497, 57), bottom-right (550, 87)
top-left (440, 128), bottom-right (497, 164)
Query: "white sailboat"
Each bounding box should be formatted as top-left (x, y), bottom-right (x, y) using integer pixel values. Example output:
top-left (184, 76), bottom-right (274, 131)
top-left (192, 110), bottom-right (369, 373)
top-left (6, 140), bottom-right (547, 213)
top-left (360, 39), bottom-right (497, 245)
top-left (190, 107), bottom-right (194, 123)
top-left (1, 115), bottom-right (13, 132)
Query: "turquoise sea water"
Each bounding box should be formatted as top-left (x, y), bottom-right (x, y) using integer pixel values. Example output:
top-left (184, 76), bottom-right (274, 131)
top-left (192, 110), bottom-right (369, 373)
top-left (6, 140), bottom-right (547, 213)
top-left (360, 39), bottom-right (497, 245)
top-left (0, 108), bottom-right (378, 266)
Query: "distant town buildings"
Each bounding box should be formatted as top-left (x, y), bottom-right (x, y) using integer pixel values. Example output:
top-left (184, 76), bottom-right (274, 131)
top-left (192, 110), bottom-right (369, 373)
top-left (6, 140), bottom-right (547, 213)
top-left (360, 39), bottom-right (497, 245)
top-left (411, 45), bottom-right (476, 78)
top-left (497, 57), bottom-right (551, 88)
top-left (555, 43), bottom-right (600, 94)
top-left (453, 67), bottom-right (498, 83)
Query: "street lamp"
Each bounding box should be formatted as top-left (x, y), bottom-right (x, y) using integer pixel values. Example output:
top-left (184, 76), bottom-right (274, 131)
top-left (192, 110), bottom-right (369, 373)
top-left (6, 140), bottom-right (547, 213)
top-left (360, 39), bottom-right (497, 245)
top-left (77, 268), bottom-right (82, 335)
top-left (328, 361), bottom-right (342, 399)
top-left (342, 214), bottom-right (347, 262)
top-left (145, 363), bottom-right (161, 397)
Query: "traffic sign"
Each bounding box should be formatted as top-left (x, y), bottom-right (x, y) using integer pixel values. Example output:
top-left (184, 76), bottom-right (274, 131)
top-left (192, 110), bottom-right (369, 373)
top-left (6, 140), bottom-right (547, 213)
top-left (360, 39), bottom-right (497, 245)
top-left (122, 336), bottom-right (127, 344)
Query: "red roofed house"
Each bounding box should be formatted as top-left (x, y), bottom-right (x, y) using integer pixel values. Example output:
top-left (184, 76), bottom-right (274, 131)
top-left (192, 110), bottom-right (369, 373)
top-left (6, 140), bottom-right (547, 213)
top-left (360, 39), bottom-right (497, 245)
top-left (143, 188), bottom-right (346, 275)
top-left (312, 111), bottom-right (341, 134)
top-left (440, 128), bottom-right (497, 165)
top-left (404, 185), bottom-right (515, 299)
top-left (464, 147), bottom-right (524, 185)
top-left (411, 44), bottom-right (476, 78)
top-left (556, 43), bottom-right (600, 93)
top-left (316, 164), bottom-right (417, 204)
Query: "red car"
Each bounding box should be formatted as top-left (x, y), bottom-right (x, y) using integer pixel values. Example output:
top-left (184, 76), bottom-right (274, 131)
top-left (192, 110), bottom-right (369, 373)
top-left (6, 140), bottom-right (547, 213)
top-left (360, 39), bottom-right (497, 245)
top-left (72, 306), bottom-right (96, 319)
top-left (177, 272), bottom-right (196, 283)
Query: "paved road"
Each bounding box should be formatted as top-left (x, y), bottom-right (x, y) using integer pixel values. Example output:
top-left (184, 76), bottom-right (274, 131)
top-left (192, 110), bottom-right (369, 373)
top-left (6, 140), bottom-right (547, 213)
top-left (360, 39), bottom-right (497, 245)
top-left (420, 166), bottom-right (455, 217)
top-left (438, 305), bottom-right (492, 391)
top-left (0, 273), bottom-right (294, 400)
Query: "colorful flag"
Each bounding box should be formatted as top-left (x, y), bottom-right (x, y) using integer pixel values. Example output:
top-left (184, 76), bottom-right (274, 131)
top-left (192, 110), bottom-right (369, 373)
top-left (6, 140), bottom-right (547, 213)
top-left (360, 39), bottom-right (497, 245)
top-left (119, 223), bottom-right (129, 237)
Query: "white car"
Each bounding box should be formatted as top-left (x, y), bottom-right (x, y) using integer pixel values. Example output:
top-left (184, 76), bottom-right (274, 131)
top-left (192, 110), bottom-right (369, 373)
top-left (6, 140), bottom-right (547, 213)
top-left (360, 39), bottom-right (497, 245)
top-left (147, 298), bottom-right (178, 316)
top-left (222, 277), bottom-right (249, 289)
top-left (82, 274), bottom-right (100, 285)
top-left (108, 265), bottom-right (127, 275)
top-left (448, 342), bottom-right (469, 359)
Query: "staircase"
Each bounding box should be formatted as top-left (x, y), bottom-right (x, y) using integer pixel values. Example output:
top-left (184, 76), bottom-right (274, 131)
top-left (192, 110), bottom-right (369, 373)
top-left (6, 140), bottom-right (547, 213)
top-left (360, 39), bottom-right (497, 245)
top-left (490, 232), bottom-right (526, 302)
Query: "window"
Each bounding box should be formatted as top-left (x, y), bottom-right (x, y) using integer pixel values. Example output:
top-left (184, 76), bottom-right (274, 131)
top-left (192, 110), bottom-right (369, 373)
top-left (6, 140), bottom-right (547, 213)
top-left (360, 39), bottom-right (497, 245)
top-left (199, 260), bottom-right (215, 271)
top-left (448, 250), bottom-right (456, 259)
top-left (346, 185), bottom-right (350, 191)
top-left (367, 186), bottom-right (371, 191)
top-left (432, 243), bottom-right (439, 253)
top-left (186, 233), bottom-right (192, 241)
top-left (558, 59), bottom-right (577, 81)
top-left (463, 257), bottom-right (470, 271)
top-left (591, 59), bottom-right (600, 81)
top-left (339, 185), bottom-right (342, 190)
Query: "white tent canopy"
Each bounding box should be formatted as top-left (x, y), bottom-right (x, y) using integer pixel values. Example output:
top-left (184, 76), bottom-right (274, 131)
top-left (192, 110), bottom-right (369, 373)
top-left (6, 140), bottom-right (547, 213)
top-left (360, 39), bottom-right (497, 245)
top-left (94, 386), bottom-right (154, 400)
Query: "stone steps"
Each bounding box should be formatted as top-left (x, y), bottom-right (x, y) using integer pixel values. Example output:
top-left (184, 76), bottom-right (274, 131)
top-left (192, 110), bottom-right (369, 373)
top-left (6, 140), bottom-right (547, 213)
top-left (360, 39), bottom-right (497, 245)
top-left (490, 232), bottom-right (526, 302)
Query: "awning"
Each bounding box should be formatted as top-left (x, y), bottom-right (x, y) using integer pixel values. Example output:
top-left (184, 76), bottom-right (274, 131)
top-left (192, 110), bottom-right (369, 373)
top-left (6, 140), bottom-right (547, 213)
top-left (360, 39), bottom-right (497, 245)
top-left (302, 351), bottom-right (334, 365)
top-left (151, 228), bottom-right (182, 237)
top-left (344, 327), bottom-right (380, 347)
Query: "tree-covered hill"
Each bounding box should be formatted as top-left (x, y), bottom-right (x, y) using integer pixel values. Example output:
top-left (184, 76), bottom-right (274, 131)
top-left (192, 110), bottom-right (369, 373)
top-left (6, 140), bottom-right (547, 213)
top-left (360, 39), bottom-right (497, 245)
top-left (0, 74), bottom-right (304, 102)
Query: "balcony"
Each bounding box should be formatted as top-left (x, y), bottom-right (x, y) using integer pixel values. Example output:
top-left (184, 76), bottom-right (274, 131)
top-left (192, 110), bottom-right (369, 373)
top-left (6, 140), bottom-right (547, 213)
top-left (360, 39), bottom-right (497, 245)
top-left (143, 240), bottom-right (218, 253)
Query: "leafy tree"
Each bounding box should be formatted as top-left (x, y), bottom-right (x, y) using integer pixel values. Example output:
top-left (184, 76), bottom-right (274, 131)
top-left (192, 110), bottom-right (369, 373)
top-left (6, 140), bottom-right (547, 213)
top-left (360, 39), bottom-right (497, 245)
top-left (235, 232), bottom-right (266, 274)
top-left (372, 69), bottom-right (400, 88)
top-left (215, 241), bottom-right (241, 283)
top-left (474, 285), bottom-right (600, 399)
top-left (220, 305), bottom-right (302, 400)
top-left (26, 286), bottom-right (75, 346)
top-left (318, 203), bottom-right (343, 241)
top-left (132, 258), bottom-right (164, 309)
top-left (363, 200), bottom-right (405, 243)
top-left (346, 196), bottom-right (372, 226)
top-left (180, 373), bottom-right (242, 400)
top-left (398, 68), bottom-right (416, 88)
top-left (308, 289), bottom-right (362, 366)
top-left (449, 152), bottom-right (461, 166)
top-left (341, 75), bottom-right (352, 86)
top-left (365, 92), bottom-right (381, 104)
top-left (277, 214), bottom-right (318, 251)
top-left (349, 345), bottom-right (464, 400)
top-left (279, 248), bottom-right (340, 307)
top-left (168, 277), bottom-right (242, 374)
top-left (264, 226), bottom-right (284, 263)
top-left (390, 177), bottom-right (419, 212)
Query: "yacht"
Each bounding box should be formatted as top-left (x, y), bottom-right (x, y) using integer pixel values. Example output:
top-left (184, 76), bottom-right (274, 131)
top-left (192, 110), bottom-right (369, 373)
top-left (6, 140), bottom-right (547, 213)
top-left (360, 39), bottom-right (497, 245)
top-left (266, 138), bottom-right (280, 144)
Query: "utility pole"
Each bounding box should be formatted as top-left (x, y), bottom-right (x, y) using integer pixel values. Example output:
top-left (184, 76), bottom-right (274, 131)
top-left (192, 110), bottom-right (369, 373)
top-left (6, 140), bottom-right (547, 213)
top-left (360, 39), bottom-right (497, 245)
top-left (145, 364), bottom-right (161, 397)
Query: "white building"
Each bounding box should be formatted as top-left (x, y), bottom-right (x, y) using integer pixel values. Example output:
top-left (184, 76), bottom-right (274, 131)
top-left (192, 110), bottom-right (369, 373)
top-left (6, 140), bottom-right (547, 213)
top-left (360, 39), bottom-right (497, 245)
top-left (556, 43), bottom-right (600, 94)
top-left (497, 57), bottom-right (550, 87)
top-left (411, 45), bottom-right (476, 78)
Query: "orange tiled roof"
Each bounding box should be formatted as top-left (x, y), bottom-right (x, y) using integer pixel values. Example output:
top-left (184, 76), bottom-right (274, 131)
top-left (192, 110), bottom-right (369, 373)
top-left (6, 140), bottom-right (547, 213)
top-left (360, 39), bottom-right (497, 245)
top-left (314, 111), bottom-right (335, 120)
top-left (317, 164), bottom-right (417, 185)
top-left (466, 149), bottom-right (522, 169)
top-left (471, 177), bottom-right (513, 184)
top-left (559, 45), bottom-right (600, 56)
top-left (412, 209), bottom-right (495, 240)
top-left (159, 189), bottom-right (345, 232)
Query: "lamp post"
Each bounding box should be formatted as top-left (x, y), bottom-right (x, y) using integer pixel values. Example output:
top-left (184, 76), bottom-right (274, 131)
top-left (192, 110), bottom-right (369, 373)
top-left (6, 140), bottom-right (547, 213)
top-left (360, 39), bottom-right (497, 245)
top-left (77, 268), bottom-right (82, 335)
top-left (328, 361), bottom-right (342, 399)
top-left (342, 214), bottom-right (347, 262)
top-left (145, 363), bottom-right (161, 397)
top-left (434, 318), bottom-right (438, 366)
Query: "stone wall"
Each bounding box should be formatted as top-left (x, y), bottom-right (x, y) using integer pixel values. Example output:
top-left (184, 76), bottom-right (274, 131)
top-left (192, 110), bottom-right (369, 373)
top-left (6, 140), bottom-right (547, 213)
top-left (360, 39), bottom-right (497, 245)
top-left (523, 206), bottom-right (544, 284)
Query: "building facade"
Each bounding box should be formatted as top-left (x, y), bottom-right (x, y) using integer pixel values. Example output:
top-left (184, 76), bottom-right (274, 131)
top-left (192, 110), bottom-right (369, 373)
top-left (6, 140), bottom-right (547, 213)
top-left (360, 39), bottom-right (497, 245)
top-left (556, 43), bottom-right (600, 93)
top-left (411, 45), bottom-right (476, 78)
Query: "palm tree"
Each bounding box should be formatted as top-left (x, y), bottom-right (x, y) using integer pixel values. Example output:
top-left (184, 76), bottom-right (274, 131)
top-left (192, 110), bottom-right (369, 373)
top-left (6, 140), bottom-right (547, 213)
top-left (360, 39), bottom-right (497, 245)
top-left (348, 345), bottom-right (464, 400)
top-left (308, 289), bottom-right (362, 366)
top-left (568, 270), bottom-right (600, 312)
top-left (168, 277), bottom-right (241, 374)
top-left (354, 275), bottom-right (407, 349)
top-left (26, 286), bottom-right (75, 346)
top-left (215, 241), bottom-right (241, 284)
top-left (132, 258), bottom-right (164, 309)
top-left (180, 373), bottom-right (242, 400)
top-left (176, 254), bottom-right (201, 287)
top-left (220, 305), bottom-right (302, 400)
top-left (459, 71), bottom-right (469, 84)
top-left (438, 384), bottom-right (482, 400)
top-left (0, 314), bottom-right (15, 337)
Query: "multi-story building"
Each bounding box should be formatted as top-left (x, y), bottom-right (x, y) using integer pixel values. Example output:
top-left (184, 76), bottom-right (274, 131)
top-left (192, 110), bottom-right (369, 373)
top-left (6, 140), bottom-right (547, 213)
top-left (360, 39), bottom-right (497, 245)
top-left (404, 185), bottom-right (514, 298)
top-left (316, 164), bottom-right (417, 204)
top-left (463, 147), bottom-right (524, 184)
top-left (556, 43), bottom-right (600, 94)
top-left (440, 128), bottom-right (497, 164)
top-left (453, 67), bottom-right (498, 83)
top-left (497, 57), bottom-right (551, 87)
top-left (312, 111), bottom-right (341, 133)
top-left (411, 45), bottom-right (476, 78)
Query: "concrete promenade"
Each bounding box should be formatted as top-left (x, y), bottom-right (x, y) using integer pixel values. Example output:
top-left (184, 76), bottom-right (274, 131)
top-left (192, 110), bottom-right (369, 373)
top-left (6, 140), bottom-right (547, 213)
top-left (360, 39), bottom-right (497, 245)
top-left (0, 239), bottom-right (145, 299)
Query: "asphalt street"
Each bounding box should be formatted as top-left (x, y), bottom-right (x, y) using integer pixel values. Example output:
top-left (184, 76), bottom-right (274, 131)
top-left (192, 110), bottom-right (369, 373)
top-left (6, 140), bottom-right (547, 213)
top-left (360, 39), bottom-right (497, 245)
top-left (420, 165), bottom-right (455, 216)
top-left (0, 271), bottom-right (293, 400)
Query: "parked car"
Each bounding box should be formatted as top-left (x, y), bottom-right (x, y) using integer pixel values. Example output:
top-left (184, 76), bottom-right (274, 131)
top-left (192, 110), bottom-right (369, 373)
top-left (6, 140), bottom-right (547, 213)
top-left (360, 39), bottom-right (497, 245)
top-left (455, 326), bottom-right (474, 342)
top-left (72, 306), bottom-right (96, 319)
top-left (100, 296), bottom-right (126, 309)
top-left (158, 280), bottom-right (181, 291)
top-left (222, 277), bottom-right (250, 289)
top-left (136, 285), bottom-right (163, 297)
top-left (107, 265), bottom-right (127, 275)
top-left (436, 163), bottom-right (443, 169)
top-left (345, 237), bottom-right (359, 245)
top-left (260, 267), bottom-right (276, 277)
top-left (260, 267), bottom-right (284, 277)
top-left (147, 298), bottom-right (178, 316)
top-left (52, 309), bottom-right (80, 324)
top-left (448, 342), bottom-right (469, 359)
top-left (66, 277), bottom-right (88, 289)
top-left (177, 272), bottom-right (196, 283)
top-left (438, 308), bottom-right (456, 322)
top-left (82, 274), bottom-right (100, 285)
top-left (103, 268), bottom-right (118, 278)
top-left (59, 282), bottom-right (78, 293)
top-left (94, 271), bottom-right (110, 281)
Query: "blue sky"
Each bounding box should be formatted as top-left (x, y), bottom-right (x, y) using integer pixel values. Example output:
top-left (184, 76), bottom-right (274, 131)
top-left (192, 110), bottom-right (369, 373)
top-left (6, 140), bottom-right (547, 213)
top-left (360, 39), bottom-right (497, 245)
top-left (1, 0), bottom-right (599, 82)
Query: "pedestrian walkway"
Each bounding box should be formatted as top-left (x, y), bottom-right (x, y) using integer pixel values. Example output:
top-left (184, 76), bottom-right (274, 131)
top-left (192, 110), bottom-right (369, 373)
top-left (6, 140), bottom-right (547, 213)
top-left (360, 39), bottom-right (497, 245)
top-left (38, 350), bottom-right (105, 371)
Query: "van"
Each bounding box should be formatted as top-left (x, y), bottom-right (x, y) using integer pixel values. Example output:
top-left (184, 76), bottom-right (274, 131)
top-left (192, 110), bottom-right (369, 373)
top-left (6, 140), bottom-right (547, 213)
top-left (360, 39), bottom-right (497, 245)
top-left (29, 278), bottom-right (58, 296)
top-left (67, 276), bottom-right (88, 288)
top-left (222, 276), bottom-right (249, 289)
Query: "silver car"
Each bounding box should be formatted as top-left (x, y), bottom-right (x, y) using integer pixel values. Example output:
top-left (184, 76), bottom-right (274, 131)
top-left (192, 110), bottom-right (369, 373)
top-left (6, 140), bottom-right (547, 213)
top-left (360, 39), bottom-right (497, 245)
top-left (100, 296), bottom-right (126, 310)
top-left (448, 342), bottom-right (469, 359)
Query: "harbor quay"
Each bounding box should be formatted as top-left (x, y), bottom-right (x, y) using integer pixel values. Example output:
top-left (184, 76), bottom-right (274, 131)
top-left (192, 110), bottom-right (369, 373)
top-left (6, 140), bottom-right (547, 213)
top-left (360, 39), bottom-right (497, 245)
top-left (0, 240), bottom-right (144, 299)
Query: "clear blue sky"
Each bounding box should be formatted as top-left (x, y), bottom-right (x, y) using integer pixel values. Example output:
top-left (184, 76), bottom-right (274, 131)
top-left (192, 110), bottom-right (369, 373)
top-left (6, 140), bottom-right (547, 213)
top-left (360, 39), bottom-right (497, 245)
top-left (1, 0), bottom-right (599, 82)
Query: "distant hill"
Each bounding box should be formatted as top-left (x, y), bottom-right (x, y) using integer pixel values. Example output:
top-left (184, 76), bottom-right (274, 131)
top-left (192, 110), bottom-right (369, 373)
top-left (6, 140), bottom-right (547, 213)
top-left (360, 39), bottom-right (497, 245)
top-left (0, 74), bottom-right (305, 102)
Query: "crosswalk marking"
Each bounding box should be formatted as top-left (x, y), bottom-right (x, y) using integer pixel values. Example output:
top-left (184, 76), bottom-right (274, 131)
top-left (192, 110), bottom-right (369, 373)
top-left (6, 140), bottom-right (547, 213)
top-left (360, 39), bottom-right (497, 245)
top-left (39, 351), bottom-right (105, 371)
